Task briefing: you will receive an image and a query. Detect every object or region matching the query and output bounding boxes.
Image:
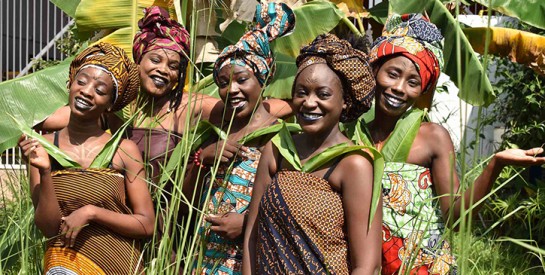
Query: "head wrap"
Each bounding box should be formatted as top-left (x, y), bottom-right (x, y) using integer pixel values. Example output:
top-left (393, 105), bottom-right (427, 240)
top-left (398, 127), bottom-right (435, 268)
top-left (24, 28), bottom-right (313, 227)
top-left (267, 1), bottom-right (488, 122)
top-left (69, 42), bottom-right (139, 112)
top-left (133, 6), bottom-right (190, 64)
top-left (295, 33), bottom-right (375, 122)
top-left (369, 13), bottom-right (444, 93)
top-left (213, 3), bottom-right (295, 86)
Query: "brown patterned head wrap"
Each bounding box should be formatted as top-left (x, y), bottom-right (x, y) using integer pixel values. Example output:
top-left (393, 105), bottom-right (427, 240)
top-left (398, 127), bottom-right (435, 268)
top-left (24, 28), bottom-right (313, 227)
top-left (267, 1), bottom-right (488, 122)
top-left (69, 42), bottom-right (139, 112)
top-left (295, 33), bottom-right (375, 122)
top-left (132, 6), bottom-right (190, 64)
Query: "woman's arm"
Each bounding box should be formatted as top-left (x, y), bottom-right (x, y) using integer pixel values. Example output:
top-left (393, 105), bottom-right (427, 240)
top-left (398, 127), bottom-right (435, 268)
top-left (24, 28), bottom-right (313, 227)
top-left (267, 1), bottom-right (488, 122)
top-left (242, 141), bottom-right (276, 275)
top-left (262, 98), bottom-right (294, 119)
top-left (429, 123), bottom-right (545, 225)
top-left (18, 135), bottom-right (63, 237)
top-left (34, 105), bottom-right (70, 131)
top-left (338, 153), bottom-right (382, 275)
top-left (60, 139), bottom-right (155, 247)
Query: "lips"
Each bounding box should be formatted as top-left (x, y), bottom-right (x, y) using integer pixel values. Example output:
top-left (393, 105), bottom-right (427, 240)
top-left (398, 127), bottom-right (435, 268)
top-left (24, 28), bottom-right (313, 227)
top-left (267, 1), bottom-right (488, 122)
top-left (298, 112), bottom-right (324, 122)
top-left (150, 75), bottom-right (168, 88)
top-left (74, 97), bottom-right (92, 111)
top-left (228, 97), bottom-right (247, 109)
top-left (383, 93), bottom-right (406, 109)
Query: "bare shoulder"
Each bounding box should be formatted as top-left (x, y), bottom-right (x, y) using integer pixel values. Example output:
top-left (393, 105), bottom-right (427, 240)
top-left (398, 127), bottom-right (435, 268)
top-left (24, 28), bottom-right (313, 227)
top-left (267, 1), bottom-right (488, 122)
top-left (117, 139), bottom-right (142, 161)
top-left (419, 122), bottom-right (451, 141)
top-left (338, 152), bottom-right (373, 172)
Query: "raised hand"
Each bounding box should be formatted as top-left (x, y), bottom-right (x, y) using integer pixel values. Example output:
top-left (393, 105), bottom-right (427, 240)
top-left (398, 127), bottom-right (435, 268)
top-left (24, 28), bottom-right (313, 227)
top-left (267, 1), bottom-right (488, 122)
top-left (18, 134), bottom-right (51, 172)
top-left (205, 212), bottom-right (245, 240)
top-left (495, 147), bottom-right (545, 167)
top-left (200, 140), bottom-right (249, 165)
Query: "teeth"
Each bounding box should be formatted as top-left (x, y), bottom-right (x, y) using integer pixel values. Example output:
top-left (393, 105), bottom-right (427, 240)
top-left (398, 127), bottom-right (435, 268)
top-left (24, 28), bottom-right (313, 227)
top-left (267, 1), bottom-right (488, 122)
top-left (150, 76), bottom-right (167, 87)
top-left (385, 94), bottom-right (405, 108)
top-left (301, 113), bottom-right (323, 121)
top-left (74, 97), bottom-right (92, 110)
top-left (229, 98), bottom-right (246, 109)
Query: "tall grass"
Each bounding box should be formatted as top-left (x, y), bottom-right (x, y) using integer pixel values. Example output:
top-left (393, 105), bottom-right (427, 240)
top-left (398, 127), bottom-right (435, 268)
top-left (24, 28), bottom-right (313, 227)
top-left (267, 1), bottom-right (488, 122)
top-left (2, 1), bottom-right (545, 274)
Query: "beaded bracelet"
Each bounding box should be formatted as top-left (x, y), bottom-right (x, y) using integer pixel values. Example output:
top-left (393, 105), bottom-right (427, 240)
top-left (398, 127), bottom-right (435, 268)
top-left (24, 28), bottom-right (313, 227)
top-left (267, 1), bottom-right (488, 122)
top-left (193, 148), bottom-right (206, 169)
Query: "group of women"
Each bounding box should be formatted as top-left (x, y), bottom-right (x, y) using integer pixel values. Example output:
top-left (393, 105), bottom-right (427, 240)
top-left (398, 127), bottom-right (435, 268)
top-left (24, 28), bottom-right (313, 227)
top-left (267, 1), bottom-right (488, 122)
top-left (18, 3), bottom-right (545, 275)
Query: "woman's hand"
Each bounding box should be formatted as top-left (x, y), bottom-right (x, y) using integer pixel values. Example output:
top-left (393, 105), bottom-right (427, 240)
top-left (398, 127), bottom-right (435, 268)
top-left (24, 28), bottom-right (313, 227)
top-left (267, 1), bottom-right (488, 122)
top-left (495, 147), bottom-right (545, 167)
top-left (200, 140), bottom-right (249, 165)
top-left (60, 205), bottom-right (95, 247)
top-left (206, 212), bottom-right (245, 240)
top-left (18, 134), bottom-right (50, 172)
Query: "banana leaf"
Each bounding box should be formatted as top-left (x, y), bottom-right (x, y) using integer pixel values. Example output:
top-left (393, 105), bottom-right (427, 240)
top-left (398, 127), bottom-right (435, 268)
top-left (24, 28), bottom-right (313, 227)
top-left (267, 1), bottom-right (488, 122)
top-left (272, 0), bottom-right (346, 58)
top-left (89, 112), bottom-right (136, 168)
top-left (464, 27), bottom-right (545, 76)
top-left (10, 114), bottom-right (79, 169)
top-left (239, 121), bottom-right (302, 145)
top-left (266, 52), bottom-right (297, 99)
top-left (271, 123), bottom-right (302, 171)
top-left (0, 59), bottom-right (71, 154)
top-left (50, 0), bottom-right (82, 17)
top-left (390, 0), bottom-right (496, 106)
top-left (472, 0), bottom-right (545, 30)
top-left (380, 108), bottom-right (426, 162)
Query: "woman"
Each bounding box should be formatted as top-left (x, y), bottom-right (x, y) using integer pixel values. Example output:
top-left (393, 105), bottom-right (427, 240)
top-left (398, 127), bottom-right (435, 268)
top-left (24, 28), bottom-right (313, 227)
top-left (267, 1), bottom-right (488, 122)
top-left (243, 33), bottom-right (382, 274)
top-left (18, 43), bottom-right (155, 274)
top-left (193, 3), bottom-right (295, 274)
top-left (359, 13), bottom-right (545, 274)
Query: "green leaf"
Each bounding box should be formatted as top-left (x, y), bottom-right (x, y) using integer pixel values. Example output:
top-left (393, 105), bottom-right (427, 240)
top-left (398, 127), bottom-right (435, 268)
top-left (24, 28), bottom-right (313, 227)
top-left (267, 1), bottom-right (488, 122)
top-left (272, 0), bottom-right (345, 58)
top-left (0, 60), bottom-right (71, 153)
top-left (271, 123), bottom-right (302, 170)
top-left (381, 108), bottom-right (425, 162)
top-left (390, 0), bottom-right (496, 106)
top-left (239, 122), bottom-right (301, 145)
top-left (368, 1), bottom-right (389, 25)
top-left (51, 0), bottom-right (82, 18)
top-left (89, 113), bottom-right (136, 168)
top-left (473, 0), bottom-right (545, 30)
top-left (265, 52), bottom-right (297, 99)
top-left (9, 114), bottom-right (79, 169)
top-left (303, 143), bottom-right (366, 172)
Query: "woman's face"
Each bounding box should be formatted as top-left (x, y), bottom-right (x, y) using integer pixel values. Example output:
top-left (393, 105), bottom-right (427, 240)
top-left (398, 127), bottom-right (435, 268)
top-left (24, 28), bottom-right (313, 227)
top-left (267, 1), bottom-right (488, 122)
top-left (292, 63), bottom-right (345, 135)
top-left (139, 49), bottom-right (181, 98)
top-left (375, 55), bottom-right (424, 117)
top-left (68, 66), bottom-right (114, 118)
top-left (216, 64), bottom-right (262, 120)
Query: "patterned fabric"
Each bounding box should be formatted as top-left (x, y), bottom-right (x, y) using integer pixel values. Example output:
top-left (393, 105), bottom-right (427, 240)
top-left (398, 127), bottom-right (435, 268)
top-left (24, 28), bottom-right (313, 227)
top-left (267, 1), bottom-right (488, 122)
top-left (296, 33), bottom-right (375, 122)
top-left (214, 2), bottom-right (295, 86)
top-left (369, 13), bottom-right (444, 93)
top-left (196, 147), bottom-right (261, 275)
top-left (44, 168), bottom-right (143, 274)
top-left (257, 170), bottom-right (349, 274)
top-left (133, 5), bottom-right (190, 64)
top-left (69, 42), bottom-right (139, 112)
top-left (381, 162), bottom-right (456, 275)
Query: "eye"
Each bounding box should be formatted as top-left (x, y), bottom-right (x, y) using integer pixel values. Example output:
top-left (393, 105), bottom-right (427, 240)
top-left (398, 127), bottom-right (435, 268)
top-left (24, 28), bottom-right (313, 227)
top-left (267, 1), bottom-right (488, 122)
top-left (218, 81), bottom-right (229, 89)
top-left (294, 89), bottom-right (307, 97)
top-left (95, 88), bottom-right (106, 95)
top-left (408, 79), bottom-right (420, 88)
top-left (318, 90), bottom-right (331, 99)
top-left (237, 77), bottom-right (247, 84)
top-left (387, 71), bottom-right (399, 78)
top-left (169, 63), bottom-right (179, 70)
top-left (77, 79), bottom-right (85, 85)
top-left (150, 57), bottom-right (160, 64)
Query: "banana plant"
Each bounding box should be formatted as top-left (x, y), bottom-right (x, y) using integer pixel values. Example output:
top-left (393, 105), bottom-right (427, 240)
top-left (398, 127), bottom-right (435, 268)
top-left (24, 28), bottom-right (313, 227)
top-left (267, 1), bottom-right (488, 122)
top-left (471, 0), bottom-right (545, 30)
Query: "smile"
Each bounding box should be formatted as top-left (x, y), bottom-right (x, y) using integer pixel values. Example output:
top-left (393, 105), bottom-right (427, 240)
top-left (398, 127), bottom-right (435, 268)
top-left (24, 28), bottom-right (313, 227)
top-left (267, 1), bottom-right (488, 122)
top-left (228, 97), bottom-right (247, 109)
top-left (74, 97), bottom-right (92, 111)
top-left (384, 93), bottom-right (406, 108)
top-left (150, 75), bottom-right (168, 88)
top-left (299, 112), bottom-right (323, 122)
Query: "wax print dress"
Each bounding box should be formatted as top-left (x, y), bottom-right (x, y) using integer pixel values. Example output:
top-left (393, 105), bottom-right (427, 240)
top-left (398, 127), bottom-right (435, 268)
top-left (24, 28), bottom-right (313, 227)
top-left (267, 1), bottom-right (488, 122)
top-left (44, 132), bottom-right (143, 274)
top-left (256, 157), bottom-right (349, 274)
top-left (196, 147), bottom-right (261, 275)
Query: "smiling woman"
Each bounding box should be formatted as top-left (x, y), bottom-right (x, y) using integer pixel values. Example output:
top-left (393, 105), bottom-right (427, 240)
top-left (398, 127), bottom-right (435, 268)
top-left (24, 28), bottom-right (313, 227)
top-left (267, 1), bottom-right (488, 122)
top-left (17, 43), bottom-right (154, 274)
top-left (243, 33), bottom-right (381, 275)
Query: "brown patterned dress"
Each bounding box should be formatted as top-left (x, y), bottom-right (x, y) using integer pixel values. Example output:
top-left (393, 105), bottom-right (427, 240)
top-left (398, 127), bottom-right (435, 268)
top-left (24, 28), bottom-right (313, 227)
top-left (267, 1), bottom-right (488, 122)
top-left (256, 168), bottom-right (350, 274)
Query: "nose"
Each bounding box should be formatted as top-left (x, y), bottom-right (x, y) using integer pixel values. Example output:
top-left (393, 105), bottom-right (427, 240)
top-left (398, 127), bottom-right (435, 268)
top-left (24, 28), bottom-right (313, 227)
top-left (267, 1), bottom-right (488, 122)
top-left (228, 82), bottom-right (241, 95)
top-left (79, 83), bottom-right (93, 98)
top-left (302, 94), bottom-right (318, 109)
top-left (391, 78), bottom-right (405, 95)
top-left (155, 61), bottom-right (169, 75)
